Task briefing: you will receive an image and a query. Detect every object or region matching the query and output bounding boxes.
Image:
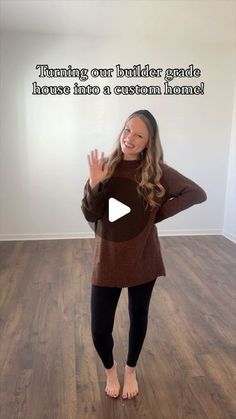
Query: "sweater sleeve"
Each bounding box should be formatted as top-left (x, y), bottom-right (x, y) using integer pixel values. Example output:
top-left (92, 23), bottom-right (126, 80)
top-left (155, 164), bottom-right (207, 223)
top-left (81, 179), bottom-right (108, 222)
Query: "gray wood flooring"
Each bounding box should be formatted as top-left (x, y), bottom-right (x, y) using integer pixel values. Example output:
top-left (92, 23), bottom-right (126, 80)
top-left (0, 235), bottom-right (235, 419)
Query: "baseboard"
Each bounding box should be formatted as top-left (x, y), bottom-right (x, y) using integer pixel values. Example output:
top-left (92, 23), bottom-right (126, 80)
top-left (0, 229), bottom-right (222, 241)
top-left (0, 232), bottom-right (95, 241)
top-left (157, 229), bottom-right (222, 237)
top-left (222, 231), bottom-right (236, 244)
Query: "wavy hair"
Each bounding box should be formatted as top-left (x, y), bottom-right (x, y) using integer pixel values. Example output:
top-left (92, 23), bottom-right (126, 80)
top-left (103, 111), bottom-right (166, 208)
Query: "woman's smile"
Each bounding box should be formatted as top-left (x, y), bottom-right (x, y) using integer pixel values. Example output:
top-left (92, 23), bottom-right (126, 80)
top-left (123, 141), bottom-right (135, 149)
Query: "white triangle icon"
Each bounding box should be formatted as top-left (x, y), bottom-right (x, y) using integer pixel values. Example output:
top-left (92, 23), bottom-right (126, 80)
top-left (108, 198), bottom-right (131, 222)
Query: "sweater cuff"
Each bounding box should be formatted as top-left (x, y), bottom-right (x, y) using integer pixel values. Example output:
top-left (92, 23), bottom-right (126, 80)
top-left (87, 181), bottom-right (103, 195)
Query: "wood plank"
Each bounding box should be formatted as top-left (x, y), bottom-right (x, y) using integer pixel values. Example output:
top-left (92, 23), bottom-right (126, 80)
top-left (0, 236), bottom-right (235, 419)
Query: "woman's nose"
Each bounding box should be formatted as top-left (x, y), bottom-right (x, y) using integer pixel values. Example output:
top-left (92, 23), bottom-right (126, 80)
top-left (127, 132), bottom-right (134, 142)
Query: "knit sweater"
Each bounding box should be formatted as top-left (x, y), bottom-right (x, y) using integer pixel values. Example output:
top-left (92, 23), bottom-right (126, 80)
top-left (81, 159), bottom-right (207, 288)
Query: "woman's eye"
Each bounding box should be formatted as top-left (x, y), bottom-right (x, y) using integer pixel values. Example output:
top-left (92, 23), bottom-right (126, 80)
top-left (138, 135), bottom-right (143, 138)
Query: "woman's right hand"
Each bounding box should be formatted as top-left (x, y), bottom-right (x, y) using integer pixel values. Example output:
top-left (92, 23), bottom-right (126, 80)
top-left (87, 149), bottom-right (109, 189)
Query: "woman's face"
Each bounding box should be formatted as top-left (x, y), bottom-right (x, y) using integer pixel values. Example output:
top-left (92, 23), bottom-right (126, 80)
top-left (120, 116), bottom-right (150, 160)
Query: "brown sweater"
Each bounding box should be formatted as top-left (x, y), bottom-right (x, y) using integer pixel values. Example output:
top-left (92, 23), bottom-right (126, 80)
top-left (81, 159), bottom-right (207, 288)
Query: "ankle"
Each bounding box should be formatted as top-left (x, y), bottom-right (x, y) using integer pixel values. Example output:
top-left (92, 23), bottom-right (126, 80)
top-left (125, 364), bottom-right (136, 373)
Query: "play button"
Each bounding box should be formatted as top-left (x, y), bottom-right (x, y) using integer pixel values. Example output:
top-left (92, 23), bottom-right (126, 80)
top-left (108, 198), bottom-right (131, 222)
top-left (86, 176), bottom-right (151, 242)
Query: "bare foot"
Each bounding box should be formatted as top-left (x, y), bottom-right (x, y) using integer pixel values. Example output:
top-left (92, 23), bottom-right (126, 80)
top-left (122, 365), bottom-right (139, 399)
top-left (105, 360), bottom-right (120, 398)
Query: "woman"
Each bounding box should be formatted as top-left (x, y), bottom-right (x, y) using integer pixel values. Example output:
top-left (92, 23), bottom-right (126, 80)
top-left (81, 110), bottom-right (207, 400)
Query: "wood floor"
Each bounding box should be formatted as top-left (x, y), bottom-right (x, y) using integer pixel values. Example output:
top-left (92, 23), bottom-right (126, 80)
top-left (0, 235), bottom-right (235, 419)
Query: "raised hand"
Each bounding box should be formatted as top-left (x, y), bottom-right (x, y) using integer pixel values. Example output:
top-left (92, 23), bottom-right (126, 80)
top-left (87, 149), bottom-right (109, 189)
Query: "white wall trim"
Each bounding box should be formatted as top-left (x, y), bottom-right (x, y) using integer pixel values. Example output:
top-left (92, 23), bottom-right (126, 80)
top-left (222, 231), bottom-right (236, 244)
top-left (0, 232), bottom-right (95, 241)
top-left (156, 229), bottom-right (222, 237)
top-left (0, 229), bottom-right (223, 242)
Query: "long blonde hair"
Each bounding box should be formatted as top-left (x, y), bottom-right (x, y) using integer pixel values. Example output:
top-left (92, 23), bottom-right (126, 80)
top-left (104, 110), bottom-right (166, 208)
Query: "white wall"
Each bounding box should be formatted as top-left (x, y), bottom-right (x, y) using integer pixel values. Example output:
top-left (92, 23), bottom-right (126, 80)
top-left (0, 3), bottom-right (235, 240)
top-left (223, 81), bottom-right (236, 242)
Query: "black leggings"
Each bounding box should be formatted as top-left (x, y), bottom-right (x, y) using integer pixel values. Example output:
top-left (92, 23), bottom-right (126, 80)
top-left (91, 278), bottom-right (156, 369)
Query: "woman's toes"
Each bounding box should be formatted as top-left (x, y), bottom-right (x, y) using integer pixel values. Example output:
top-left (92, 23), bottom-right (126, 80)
top-left (105, 361), bottom-right (120, 398)
top-left (122, 367), bottom-right (139, 400)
